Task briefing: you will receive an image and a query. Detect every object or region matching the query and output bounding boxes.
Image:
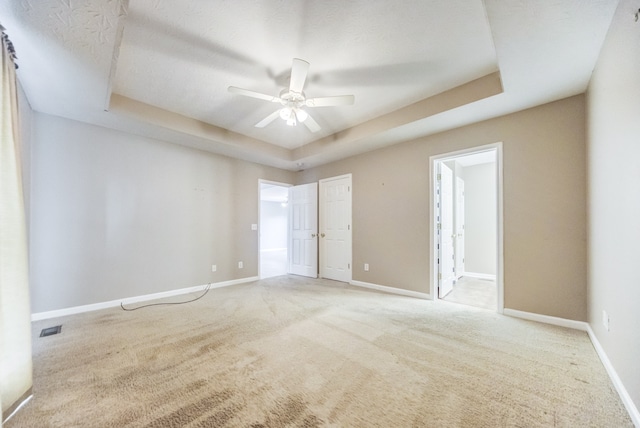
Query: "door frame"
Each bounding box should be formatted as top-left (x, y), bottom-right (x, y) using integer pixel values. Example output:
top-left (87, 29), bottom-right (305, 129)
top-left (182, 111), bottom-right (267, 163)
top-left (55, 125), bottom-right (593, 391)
top-left (428, 143), bottom-right (504, 313)
top-left (258, 179), bottom-right (292, 279)
top-left (454, 175), bottom-right (465, 279)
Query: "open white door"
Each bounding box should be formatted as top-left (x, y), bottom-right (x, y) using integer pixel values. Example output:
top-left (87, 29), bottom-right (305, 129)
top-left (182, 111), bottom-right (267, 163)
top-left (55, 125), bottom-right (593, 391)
top-left (319, 175), bottom-right (352, 282)
top-left (288, 183), bottom-right (318, 278)
top-left (438, 163), bottom-right (455, 298)
top-left (455, 176), bottom-right (465, 279)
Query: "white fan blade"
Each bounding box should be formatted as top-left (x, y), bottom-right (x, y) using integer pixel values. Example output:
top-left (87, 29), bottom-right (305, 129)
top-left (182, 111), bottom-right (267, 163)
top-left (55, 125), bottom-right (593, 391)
top-left (255, 110), bottom-right (281, 128)
top-left (305, 95), bottom-right (355, 107)
top-left (228, 86), bottom-right (280, 103)
top-left (302, 114), bottom-right (321, 133)
top-left (289, 58), bottom-right (310, 94)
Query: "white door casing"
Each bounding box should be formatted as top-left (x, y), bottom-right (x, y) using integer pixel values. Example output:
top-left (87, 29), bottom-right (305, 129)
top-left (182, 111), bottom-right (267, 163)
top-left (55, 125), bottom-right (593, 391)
top-left (429, 143), bottom-right (504, 314)
top-left (288, 182), bottom-right (318, 278)
top-left (438, 163), bottom-right (455, 298)
top-left (455, 176), bottom-right (465, 279)
top-left (319, 175), bottom-right (352, 282)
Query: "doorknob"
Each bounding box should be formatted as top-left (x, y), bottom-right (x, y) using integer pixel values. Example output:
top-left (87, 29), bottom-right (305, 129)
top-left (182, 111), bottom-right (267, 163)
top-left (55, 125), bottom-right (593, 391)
top-left (321, 233), bottom-right (325, 238)
top-left (311, 233), bottom-right (317, 238)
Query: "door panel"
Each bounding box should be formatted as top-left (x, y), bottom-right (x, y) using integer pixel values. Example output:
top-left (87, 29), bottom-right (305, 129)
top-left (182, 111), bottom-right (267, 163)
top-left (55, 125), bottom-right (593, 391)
top-left (319, 175), bottom-right (351, 282)
top-left (455, 176), bottom-right (465, 279)
top-left (439, 164), bottom-right (455, 298)
top-left (289, 183), bottom-right (318, 278)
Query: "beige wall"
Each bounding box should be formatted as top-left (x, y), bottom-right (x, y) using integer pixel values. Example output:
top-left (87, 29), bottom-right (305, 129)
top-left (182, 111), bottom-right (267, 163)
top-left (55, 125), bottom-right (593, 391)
top-left (587, 0), bottom-right (640, 414)
top-left (463, 162), bottom-right (496, 276)
top-left (29, 113), bottom-right (294, 313)
top-left (300, 94), bottom-right (587, 321)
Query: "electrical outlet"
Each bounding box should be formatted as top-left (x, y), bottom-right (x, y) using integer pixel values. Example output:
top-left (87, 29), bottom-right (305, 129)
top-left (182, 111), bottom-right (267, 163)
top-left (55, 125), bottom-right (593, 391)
top-left (364, 263), bottom-right (369, 272)
top-left (251, 224), bottom-right (258, 230)
top-left (211, 265), bottom-right (217, 272)
top-left (238, 261), bottom-right (243, 269)
top-left (602, 310), bottom-right (609, 331)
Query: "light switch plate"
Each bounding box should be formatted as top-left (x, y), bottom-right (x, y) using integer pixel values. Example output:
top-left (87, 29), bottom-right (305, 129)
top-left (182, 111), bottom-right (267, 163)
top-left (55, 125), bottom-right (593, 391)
top-left (251, 224), bottom-right (258, 230)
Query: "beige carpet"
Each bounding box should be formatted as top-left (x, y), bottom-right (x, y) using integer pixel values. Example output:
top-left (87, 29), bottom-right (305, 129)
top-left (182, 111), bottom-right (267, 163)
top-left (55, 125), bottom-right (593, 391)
top-left (8, 276), bottom-right (632, 427)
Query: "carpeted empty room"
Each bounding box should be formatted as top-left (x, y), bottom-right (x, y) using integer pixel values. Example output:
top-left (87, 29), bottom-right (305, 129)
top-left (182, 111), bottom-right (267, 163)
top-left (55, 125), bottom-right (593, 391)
top-left (7, 276), bottom-right (632, 427)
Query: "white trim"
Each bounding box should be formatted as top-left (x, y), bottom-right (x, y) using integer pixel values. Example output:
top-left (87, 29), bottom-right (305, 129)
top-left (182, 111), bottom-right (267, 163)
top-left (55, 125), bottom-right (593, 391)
top-left (503, 308), bottom-right (588, 331)
top-left (496, 144), bottom-right (505, 314)
top-left (350, 280), bottom-right (430, 300)
top-left (31, 277), bottom-right (258, 321)
top-left (429, 143), bottom-right (504, 314)
top-left (3, 393), bottom-right (33, 424)
top-left (586, 325), bottom-right (640, 427)
top-left (462, 272), bottom-right (497, 281)
top-left (504, 309), bottom-right (639, 425)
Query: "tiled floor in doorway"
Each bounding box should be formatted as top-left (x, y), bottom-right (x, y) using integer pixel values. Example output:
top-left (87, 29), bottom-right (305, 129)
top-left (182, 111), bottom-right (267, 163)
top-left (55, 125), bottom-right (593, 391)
top-left (443, 276), bottom-right (496, 310)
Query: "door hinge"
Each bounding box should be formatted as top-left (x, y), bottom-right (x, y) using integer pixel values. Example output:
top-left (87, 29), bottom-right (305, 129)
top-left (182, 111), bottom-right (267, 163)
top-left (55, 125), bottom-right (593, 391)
top-left (348, 263), bottom-right (351, 269)
top-left (437, 173), bottom-right (442, 181)
top-left (438, 273), bottom-right (442, 280)
top-left (437, 223), bottom-right (441, 230)
top-left (348, 224), bottom-right (350, 230)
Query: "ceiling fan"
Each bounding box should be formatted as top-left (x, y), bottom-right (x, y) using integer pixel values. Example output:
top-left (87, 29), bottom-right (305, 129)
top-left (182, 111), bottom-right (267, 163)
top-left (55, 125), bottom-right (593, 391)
top-left (228, 58), bottom-right (355, 133)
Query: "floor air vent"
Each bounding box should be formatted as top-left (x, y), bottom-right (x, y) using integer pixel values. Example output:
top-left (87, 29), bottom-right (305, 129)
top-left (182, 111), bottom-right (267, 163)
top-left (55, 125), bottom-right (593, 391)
top-left (40, 325), bottom-right (62, 337)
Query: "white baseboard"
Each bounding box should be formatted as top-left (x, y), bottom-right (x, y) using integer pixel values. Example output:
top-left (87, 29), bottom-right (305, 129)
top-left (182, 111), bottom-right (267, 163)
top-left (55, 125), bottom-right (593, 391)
top-left (31, 276), bottom-right (258, 321)
top-left (504, 308), bottom-right (639, 426)
top-left (462, 272), bottom-right (497, 281)
top-left (586, 325), bottom-right (640, 427)
top-left (350, 280), bottom-right (430, 300)
top-left (503, 308), bottom-right (588, 331)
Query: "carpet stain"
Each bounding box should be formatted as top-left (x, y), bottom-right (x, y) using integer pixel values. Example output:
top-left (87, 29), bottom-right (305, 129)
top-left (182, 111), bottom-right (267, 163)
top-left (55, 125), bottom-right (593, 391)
top-left (146, 389), bottom-right (235, 427)
top-left (257, 395), bottom-right (322, 427)
top-left (192, 403), bottom-right (243, 427)
top-left (9, 276), bottom-right (634, 427)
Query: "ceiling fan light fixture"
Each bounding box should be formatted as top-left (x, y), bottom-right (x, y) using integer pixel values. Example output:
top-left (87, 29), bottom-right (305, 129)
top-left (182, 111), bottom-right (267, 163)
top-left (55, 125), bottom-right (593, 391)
top-left (279, 108), bottom-right (292, 120)
top-left (294, 108), bottom-right (308, 122)
top-left (229, 58), bottom-right (354, 132)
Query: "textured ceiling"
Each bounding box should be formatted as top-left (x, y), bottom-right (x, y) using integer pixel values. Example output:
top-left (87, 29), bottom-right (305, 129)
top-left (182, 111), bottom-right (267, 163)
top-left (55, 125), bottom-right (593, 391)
top-left (1, 0), bottom-right (620, 170)
top-left (113, 0), bottom-right (498, 149)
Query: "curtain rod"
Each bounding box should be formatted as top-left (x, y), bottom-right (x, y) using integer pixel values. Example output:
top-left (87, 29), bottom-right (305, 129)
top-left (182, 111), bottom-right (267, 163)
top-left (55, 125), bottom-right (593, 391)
top-left (1, 23), bottom-right (19, 68)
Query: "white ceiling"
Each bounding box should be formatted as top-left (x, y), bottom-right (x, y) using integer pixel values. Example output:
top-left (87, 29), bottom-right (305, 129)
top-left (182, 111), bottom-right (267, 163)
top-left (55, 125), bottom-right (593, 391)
top-left (1, 0), bottom-right (619, 170)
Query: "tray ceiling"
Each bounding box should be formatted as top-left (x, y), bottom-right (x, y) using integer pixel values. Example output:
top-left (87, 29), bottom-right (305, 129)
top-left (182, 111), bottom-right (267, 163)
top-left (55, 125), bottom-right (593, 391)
top-left (1, 0), bottom-right (619, 169)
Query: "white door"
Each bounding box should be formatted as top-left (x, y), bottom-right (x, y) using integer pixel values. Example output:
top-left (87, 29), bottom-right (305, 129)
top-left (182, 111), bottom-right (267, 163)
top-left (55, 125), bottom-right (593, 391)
top-left (455, 176), bottom-right (465, 279)
top-left (288, 183), bottom-right (318, 278)
top-left (439, 163), bottom-right (455, 298)
top-left (319, 175), bottom-right (352, 282)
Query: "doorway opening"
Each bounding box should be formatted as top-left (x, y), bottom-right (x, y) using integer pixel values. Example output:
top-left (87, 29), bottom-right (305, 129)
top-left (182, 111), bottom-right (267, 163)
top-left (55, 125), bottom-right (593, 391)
top-left (259, 181), bottom-right (291, 279)
top-left (430, 144), bottom-right (503, 312)
top-left (260, 175), bottom-right (353, 282)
